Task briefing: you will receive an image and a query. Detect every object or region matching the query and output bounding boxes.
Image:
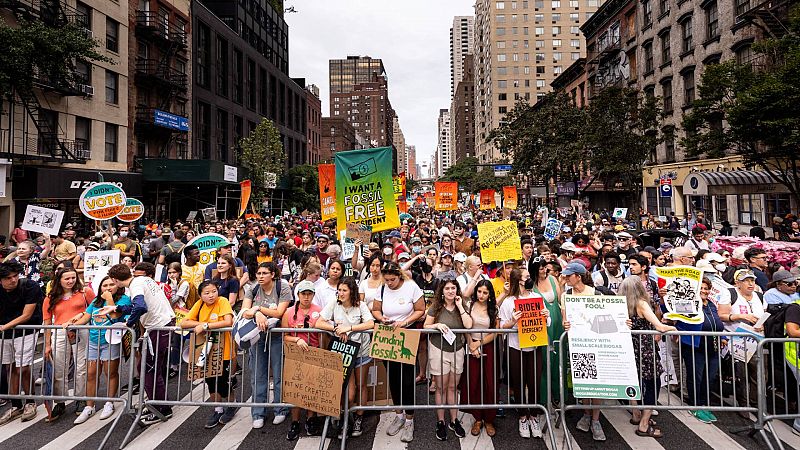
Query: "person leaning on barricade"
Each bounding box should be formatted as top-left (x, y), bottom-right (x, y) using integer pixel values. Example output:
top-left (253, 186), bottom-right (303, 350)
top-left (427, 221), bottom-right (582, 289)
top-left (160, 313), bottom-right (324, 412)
top-left (0, 262), bottom-right (43, 425)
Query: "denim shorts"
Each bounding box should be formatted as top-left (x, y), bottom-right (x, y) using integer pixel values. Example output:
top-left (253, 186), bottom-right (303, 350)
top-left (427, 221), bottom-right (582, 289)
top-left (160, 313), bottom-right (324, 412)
top-left (354, 356), bottom-right (373, 368)
top-left (87, 341), bottom-right (121, 361)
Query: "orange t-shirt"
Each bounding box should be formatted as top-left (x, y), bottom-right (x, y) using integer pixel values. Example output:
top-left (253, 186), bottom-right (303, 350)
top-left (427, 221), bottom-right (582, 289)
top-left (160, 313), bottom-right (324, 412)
top-left (43, 288), bottom-right (95, 325)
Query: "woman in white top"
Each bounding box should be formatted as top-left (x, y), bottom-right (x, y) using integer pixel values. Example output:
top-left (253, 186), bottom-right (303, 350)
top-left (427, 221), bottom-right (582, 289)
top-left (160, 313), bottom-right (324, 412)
top-left (371, 262), bottom-right (425, 443)
top-left (499, 268), bottom-right (550, 439)
top-left (358, 253), bottom-right (384, 310)
top-left (316, 277), bottom-right (375, 437)
top-left (313, 260), bottom-right (343, 310)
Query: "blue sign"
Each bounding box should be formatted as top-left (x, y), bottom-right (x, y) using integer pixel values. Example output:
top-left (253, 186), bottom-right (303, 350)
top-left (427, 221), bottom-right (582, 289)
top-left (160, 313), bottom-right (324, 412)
top-left (153, 110), bottom-right (189, 131)
top-left (543, 218), bottom-right (563, 240)
top-left (494, 164), bottom-right (513, 172)
top-left (660, 183), bottom-right (672, 197)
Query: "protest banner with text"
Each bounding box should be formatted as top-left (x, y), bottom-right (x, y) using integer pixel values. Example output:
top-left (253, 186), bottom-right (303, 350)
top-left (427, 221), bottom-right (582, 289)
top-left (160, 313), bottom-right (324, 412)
top-left (335, 147), bottom-right (399, 233)
top-left (282, 343), bottom-right (344, 417)
top-left (479, 189), bottom-right (496, 210)
top-left (477, 220), bottom-right (523, 263)
top-left (369, 324), bottom-right (420, 365)
top-left (434, 181), bottom-right (458, 211)
top-left (318, 164), bottom-right (337, 221)
top-left (503, 186), bottom-right (518, 210)
top-left (514, 296), bottom-right (548, 348)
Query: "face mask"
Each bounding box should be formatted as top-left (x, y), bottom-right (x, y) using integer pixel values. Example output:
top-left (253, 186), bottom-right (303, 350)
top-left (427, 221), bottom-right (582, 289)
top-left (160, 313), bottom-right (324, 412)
top-left (524, 278), bottom-right (535, 291)
top-left (412, 246), bottom-right (421, 254)
top-left (119, 232), bottom-right (128, 238)
top-left (715, 263), bottom-right (726, 272)
top-left (383, 248), bottom-right (392, 256)
top-left (421, 262), bottom-right (432, 274)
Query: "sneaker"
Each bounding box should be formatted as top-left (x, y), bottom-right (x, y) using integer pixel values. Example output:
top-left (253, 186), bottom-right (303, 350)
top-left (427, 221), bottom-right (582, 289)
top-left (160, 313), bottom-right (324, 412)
top-left (436, 420), bottom-right (448, 441)
top-left (205, 410), bottom-right (223, 429)
top-left (576, 414), bottom-right (591, 432)
top-left (590, 420), bottom-right (606, 441)
top-left (0, 407), bottom-right (23, 425)
top-left (139, 410), bottom-right (172, 426)
top-left (252, 418), bottom-right (265, 429)
top-left (34, 377), bottom-right (43, 386)
top-left (305, 416), bottom-right (319, 436)
top-left (99, 403), bottom-right (115, 420)
top-left (400, 420), bottom-right (414, 443)
top-left (518, 418), bottom-right (531, 438)
top-left (530, 416), bottom-right (543, 438)
top-left (74, 401), bottom-right (86, 416)
top-left (219, 407), bottom-right (238, 425)
top-left (74, 406), bottom-right (95, 425)
top-left (46, 402), bottom-right (66, 423)
top-left (272, 414), bottom-right (287, 425)
top-left (351, 415), bottom-right (364, 437)
top-left (450, 419), bottom-right (466, 439)
top-left (706, 410), bottom-right (718, 422)
top-left (386, 415), bottom-right (405, 436)
top-left (691, 410), bottom-right (712, 424)
top-left (287, 421), bottom-right (302, 441)
top-left (20, 403), bottom-right (37, 422)
top-left (168, 368), bottom-right (179, 379)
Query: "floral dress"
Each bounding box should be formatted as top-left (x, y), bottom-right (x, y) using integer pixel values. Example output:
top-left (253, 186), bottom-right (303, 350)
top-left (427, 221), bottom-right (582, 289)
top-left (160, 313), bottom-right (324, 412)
top-left (631, 312), bottom-right (661, 381)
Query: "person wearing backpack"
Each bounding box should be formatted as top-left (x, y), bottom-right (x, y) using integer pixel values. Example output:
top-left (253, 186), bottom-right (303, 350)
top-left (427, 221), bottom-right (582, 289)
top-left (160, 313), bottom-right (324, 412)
top-left (590, 252), bottom-right (625, 294)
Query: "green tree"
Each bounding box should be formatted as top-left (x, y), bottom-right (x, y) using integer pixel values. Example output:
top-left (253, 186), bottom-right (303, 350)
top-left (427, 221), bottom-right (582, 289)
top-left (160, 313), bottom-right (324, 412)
top-left (0, 20), bottom-right (111, 97)
top-left (439, 156), bottom-right (511, 193)
top-left (285, 164), bottom-right (320, 212)
top-left (682, 6), bottom-right (800, 204)
top-left (237, 118), bottom-right (287, 202)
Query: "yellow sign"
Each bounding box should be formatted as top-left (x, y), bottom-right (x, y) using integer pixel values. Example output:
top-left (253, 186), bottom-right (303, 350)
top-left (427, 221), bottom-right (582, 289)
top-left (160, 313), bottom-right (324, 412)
top-left (477, 220), bottom-right (522, 263)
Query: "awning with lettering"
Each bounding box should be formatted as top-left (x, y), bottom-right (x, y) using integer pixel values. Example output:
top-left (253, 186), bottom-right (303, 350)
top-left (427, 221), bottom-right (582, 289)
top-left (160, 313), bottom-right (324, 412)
top-left (682, 170), bottom-right (788, 196)
top-left (12, 167), bottom-right (143, 200)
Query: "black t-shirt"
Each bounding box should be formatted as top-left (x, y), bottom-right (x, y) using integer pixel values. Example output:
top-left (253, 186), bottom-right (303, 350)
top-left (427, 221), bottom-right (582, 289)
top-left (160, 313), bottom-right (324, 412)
top-left (0, 278), bottom-right (44, 338)
top-left (785, 303), bottom-right (800, 327)
top-left (413, 273), bottom-right (440, 310)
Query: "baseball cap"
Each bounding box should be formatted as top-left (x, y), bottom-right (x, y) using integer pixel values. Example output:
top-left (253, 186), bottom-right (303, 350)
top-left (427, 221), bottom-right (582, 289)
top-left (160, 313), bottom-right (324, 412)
top-left (316, 234), bottom-right (330, 241)
top-left (398, 252), bottom-right (411, 261)
top-left (368, 242), bottom-right (380, 251)
top-left (453, 252), bottom-right (467, 263)
top-left (562, 262), bottom-right (587, 276)
top-left (410, 236), bottom-right (422, 244)
top-left (215, 241), bottom-right (233, 251)
top-left (734, 269), bottom-right (757, 282)
top-left (695, 260), bottom-right (717, 274)
top-left (563, 226), bottom-right (572, 233)
top-left (87, 242), bottom-right (102, 251)
top-left (387, 230), bottom-right (402, 239)
top-left (704, 252), bottom-right (726, 263)
top-left (692, 225), bottom-right (706, 235)
top-left (441, 252), bottom-right (453, 258)
top-left (296, 280), bottom-right (316, 293)
top-left (560, 242), bottom-right (578, 253)
top-left (773, 270), bottom-right (797, 284)
top-left (616, 231), bottom-right (633, 239)
top-left (659, 242), bottom-right (674, 251)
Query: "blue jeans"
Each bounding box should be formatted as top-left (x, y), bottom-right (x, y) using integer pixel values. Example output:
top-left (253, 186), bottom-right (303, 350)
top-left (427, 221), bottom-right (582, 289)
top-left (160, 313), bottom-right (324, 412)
top-left (681, 343), bottom-right (720, 407)
top-left (249, 331), bottom-right (287, 419)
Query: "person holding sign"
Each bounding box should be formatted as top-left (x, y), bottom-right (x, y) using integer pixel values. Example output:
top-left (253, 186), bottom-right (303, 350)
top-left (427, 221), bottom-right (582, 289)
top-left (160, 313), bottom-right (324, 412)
top-left (463, 279), bottom-right (500, 437)
top-left (371, 262), bottom-right (425, 443)
top-left (528, 256), bottom-right (565, 408)
top-left (4, 236), bottom-right (51, 288)
top-left (423, 279), bottom-right (472, 441)
top-left (499, 268), bottom-right (550, 439)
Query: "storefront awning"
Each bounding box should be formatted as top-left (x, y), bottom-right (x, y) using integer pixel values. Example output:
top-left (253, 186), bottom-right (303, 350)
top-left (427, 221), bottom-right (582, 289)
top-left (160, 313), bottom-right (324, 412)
top-left (683, 170), bottom-right (788, 196)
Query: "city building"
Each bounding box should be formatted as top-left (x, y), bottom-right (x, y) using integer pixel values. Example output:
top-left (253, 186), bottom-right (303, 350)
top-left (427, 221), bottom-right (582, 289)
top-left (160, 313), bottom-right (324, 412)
top-left (451, 15), bottom-right (476, 97)
top-left (550, 57), bottom-right (588, 107)
top-left (437, 109), bottom-right (452, 177)
top-left (392, 116), bottom-right (406, 175)
top-left (1, 0), bottom-right (135, 230)
top-left (141, 0), bottom-right (307, 220)
top-left (302, 83), bottom-right (322, 164)
top-left (474, 0), bottom-right (603, 163)
top-left (321, 117), bottom-right (357, 160)
top-left (329, 55), bottom-right (386, 99)
top-left (406, 144), bottom-right (418, 179)
top-left (453, 54), bottom-right (476, 162)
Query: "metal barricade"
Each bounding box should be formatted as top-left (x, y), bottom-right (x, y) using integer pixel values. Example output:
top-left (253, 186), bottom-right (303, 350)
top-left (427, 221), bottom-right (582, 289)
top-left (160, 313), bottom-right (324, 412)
top-left (0, 324), bottom-right (138, 450)
top-left (757, 337), bottom-right (800, 450)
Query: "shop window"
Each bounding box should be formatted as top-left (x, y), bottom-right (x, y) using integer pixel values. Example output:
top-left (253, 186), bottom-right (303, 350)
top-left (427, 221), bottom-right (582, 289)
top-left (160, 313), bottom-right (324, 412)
top-left (738, 194), bottom-right (762, 224)
top-left (689, 195), bottom-right (712, 219)
top-left (715, 195), bottom-right (727, 223)
top-left (765, 193), bottom-right (791, 219)
top-left (646, 187), bottom-right (658, 215)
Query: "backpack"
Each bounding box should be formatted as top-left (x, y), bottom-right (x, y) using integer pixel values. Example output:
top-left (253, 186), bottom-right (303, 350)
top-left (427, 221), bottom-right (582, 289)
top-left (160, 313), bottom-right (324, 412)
top-left (764, 302), bottom-right (800, 339)
top-left (599, 270), bottom-right (625, 289)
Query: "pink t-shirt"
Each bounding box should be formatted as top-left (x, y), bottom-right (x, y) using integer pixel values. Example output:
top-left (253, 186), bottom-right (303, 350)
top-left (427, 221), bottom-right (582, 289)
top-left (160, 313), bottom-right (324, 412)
top-left (285, 304), bottom-right (322, 347)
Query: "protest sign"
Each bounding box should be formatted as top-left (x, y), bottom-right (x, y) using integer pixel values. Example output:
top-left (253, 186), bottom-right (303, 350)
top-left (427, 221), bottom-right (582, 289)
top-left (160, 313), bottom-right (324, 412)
top-left (282, 342), bottom-right (344, 417)
top-left (369, 324), bottom-right (420, 365)
top-left (612, 208), bottom-right (628, 220)
top-left (503, 186), bottom-right (518, 210)
top-left (186, 211), bottom-right (198, 222)
top-left (655, 266), bottom-right (704, 324)
top-left (201, 207), bottom-right (217, 221)
top-left (335, 147), bottom-right (400, 233)
top-left (291, 207), bottom-right (297, 215)
top-left (731, 324), bottom-right (763, 363)
top-left (462, 212), bottom-right (474, 223)
top-left (22, 205), bottom-right (64, 235)
top-left (328, 338), bottom-right (362, 386)
top-left (479, 189), bottom-right (496, 210)
top-left (182, 233), bottom-right (229, 267)
top-left (79, 182), bottom-right (127, 220)
top-left (477, 220), bottom-right (523, 263)
top-left (238, 180), bottom-right (251, 218)
top-left (564, 295), bottom-right (641, 400)
top-left (340, 230), bottom-right (356, 260)
top-left (434, 181), bottom-right (458, 211)
top-left (84, 250), bottom-right (120, 284)
top-left (318, 164), bottom-right (336, 221)
top-left (187, 333), bottom-right (224, 381)
top-left (514, 296), bottom-right (548, 348)
top-left (345, 222), bottom-right (372, 243)
top-left (173, 306), bottom-right (190, 335)
top-left (393, 173), bottom-right (407, 213)
top-left (116, 198), bottom-right (144, 222)
top-left (543, 218), bottom-right (563, 240)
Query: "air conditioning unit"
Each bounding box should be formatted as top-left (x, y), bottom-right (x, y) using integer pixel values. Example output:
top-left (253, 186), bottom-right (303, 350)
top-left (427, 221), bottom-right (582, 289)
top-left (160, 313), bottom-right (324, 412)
top-left (83, 28), bottom-right (94, 39)
top-left (78, 84), bottom-right (94, 96)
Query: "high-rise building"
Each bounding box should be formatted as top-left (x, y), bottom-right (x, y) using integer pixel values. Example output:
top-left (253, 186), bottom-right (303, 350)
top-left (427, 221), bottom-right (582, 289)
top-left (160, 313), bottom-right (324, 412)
top-left (321, 117), bottom-right (357, 160)
top-left (453, 54), bottom-right (476, 163)
top-left (392, 116), bottom-right (406, 175)
top-left (303, 83), bottom-right (322, 165)
top-left (474, 0), bottom-right (603, 162)
top-left (437, 109), bottom-right (452, 177)
top-left (451, 16), bottom-right (476, 98)
top-left (329, 55), bottom-right (386, 97)
top-left (406, 145), bottom-right (418, 179)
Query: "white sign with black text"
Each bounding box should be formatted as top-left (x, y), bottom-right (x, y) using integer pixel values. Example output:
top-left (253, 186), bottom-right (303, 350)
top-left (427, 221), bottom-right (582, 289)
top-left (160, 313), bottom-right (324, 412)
top-left (22, 205), bottom-right (64, 235)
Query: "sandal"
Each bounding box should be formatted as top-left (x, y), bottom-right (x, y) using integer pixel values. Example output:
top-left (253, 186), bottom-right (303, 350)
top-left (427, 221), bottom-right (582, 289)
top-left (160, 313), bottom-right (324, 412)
top-left (415, 376), bottom-right (427, 385)
top-left (635, 425), bottom-right (663, 438)
top-left (629, 418), bottom-right (657, 426)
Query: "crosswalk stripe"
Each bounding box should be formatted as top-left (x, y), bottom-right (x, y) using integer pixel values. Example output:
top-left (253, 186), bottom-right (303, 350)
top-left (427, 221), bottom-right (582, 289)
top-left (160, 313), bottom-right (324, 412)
top-left (0, 404), bottom-right (50, 444)
top-left (767, 418), bottom-right (800, 449)
top-left (371, 412), bottom-right (408, 449)
top-left (600, 405), bottom-right (666, 449)
top-left (202, 397), bottom-right (254, 450)
top-left (36, 401), bottom-right (122, 450)
top-left (125, 384), bottom-right (208, 450)
top-left (544, 413), bottom-right (581, 450)
top-left (659, 391), bottom-right (748, 450)
top-left (458, 412), bottom-right (495, 450)
top-left (294, 435), bottom-right (332, 450)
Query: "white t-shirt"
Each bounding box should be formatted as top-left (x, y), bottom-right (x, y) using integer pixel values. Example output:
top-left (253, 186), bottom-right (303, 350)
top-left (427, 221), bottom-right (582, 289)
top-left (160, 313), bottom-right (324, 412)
top-left (456, 272), bottom-right (489, 294)
top-left (725, 289), bottom-right (766, 332)
top-left (499, 294), bottom-right (545, 352)
top-left (378, 280), bottom-right (424, 324)
top-left (129, 276), bottom-right (175, 329)
top-left (313, 279), bottom-right (340, 310)
top-left (591, 270), bottom-right (625, 294)
top-left (320, 301), bottom-right (374, 357)
top-left (359, 278), bottom-right (382, 310)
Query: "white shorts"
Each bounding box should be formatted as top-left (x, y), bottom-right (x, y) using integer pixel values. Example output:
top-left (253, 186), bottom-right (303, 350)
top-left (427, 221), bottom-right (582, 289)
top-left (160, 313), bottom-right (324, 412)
top-left (428, 344), bottom-right (465, 376)
top-left (1, 333), bottom-right (38, 367)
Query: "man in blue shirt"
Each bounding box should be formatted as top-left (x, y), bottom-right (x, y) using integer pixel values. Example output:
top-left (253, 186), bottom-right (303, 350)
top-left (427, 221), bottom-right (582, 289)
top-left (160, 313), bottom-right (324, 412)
top-left (764, 270), bottom-right (800, 305)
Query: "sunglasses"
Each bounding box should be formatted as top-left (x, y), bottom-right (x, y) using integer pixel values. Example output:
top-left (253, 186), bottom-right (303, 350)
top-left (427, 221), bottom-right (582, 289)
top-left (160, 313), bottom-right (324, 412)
top-left (781, 281), bottom-right (797, 287)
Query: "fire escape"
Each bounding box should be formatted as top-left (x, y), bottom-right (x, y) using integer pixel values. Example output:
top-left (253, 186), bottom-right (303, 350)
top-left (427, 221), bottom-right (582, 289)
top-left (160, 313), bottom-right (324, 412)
top-left (736, 0), bottom-right (791, 39)
top-left (0, 0), bottom-right (91, 163)
top-left (134, 10), bottom-right (188, 165)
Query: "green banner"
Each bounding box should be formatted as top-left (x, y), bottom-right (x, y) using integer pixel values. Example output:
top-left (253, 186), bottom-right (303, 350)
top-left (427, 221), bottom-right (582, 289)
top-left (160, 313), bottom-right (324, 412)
top-left (334, 147), bottom-right (400, 233)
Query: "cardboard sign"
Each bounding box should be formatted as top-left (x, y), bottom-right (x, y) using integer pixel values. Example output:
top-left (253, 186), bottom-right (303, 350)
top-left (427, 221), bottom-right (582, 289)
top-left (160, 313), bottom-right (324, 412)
top-left (116, 198), bottom-right (144, 222)
top-left (186, 211), bottom-right (198, 222)
top-left (173, 307), bottom-right (191, 335)
top-left (282, 342), bottom-right (344, 417)
top-left (201, 207), bottom-right (217, 221)
top-left (187, 333), bottom-right (224, 381)
top-left (84, 250), bottom-right (120, 284)
top-left (345, 222), bottom-right (372, 243)
top-left (731, 324), bottom-right (763, 363)
top-left (182, 233), bottom-right (229, 267)
top-left (543, 218), bottom-right (563, 240)
top-left (434, 181), bottom-right (458, 211)
top-left (79, 182), bottom-right (127, 220)
top-left (22, 205), bottom-right (64, 235)
top-left (328, 338), bottom-right (362, 386)
top-left (369, 324), bottom-right (420, 365)
top-left (656, 266), bottom-right (704, 324)
top-left (612, 208), bottom-right (628, 220)
top-left (515, 296), bottom-right (548, 348)
top-left (477, 220), bottom-right (523, 263)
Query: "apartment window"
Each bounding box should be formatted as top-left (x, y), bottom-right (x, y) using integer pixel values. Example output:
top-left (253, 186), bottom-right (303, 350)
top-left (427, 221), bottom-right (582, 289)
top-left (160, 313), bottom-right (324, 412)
top-left (552, 26), bottom-right (561, 34)
top-left (552, 1), bottom-right (561, 7)
top-left (736, 44), bottom-right (753, 65)
top-left (552, 13), bottom-right (561, 20)
top-left (75, 60), bottom-right (91, 85)
top-left (497, 27), bottom-right (506, 35)
top-left (661, 79), bottom-right (673, 112)
top-left (554, 65), bottom-right (563, 74)
top-left (536, 39), bottom-right (545, 47)
top-left (643, 42), bottom-right (653, 73)
top-left (106, 18), bottom-right (118, 53)
top-left (570, 12), bottom-right (579, 21)
top-left (216, 109), bottom-right (229, 162)
top-left (75, 117), bottom-right (91, 157)
top-left (104, 123), bottom-right (118, 162)
top-left (499, 93), bottom-right (508, 100)
top-left (536, 80), bottom-right (546, 87)
top-left (588, 0), bottom-right (599, 5)
top-left (524, 66), bottom-right (531, 74)
top-left (104, 70), bottom-right (118, 104)
top-left (499, 106), bottom-right (508, 114)
top-left (553, 52), bottom-right (562, 60)
top-left (246, 59), bottom-right (256, 110)
top-left (198, 102), bottom-right (211, 158)
top-left (571, 25), bottom-right (580, 33)
top-left (498, 41), bottom-right (507, 48)
top-left (535, 13), bottom-right (544, 21)
top-left (642, 0), bottom-right (653, 26)
top-left (197, 23), bottom-right (210, 88)
top-left (536, 26), bottom-right (544, 34)
top-left (498, 80), bottom-right (508, 87)
top-left (571, 51), bottom-right (580, 60)
top-left (705, 1), bottom-right (719, 40)
top-left (715, 196), bottom-right (728, 222)
top-left (681, 17), bottom-right (693, 53)
top-left (766, 193), bottom-right (791, 219)
top-left (498, 54), bottom-right (507, 61)
top-left (233, 49), bottom-right (243, 104)
top-left (570, 0), bottom-right (578, 6)
top-left (568, 39), bottom-right (578, 47)
top-left (216, 37), bottom-right (228, 97)
top-left (76, 1), bottom-right (91, 29)
top-left (660, 31), bottom-right (671, 63)
top-left (497, 1), bottom-right (506, 9)
top-left (664, 126), bottom-right (675, 161)
top-left (497, 14), bottom-right (506, 22)
top-left (498, 67), bottom-right (508, 75)
top-left (659, 0), bottom-right (669, 15)
top-left (738, 194), bottom-right (762, 224)
top-left (736, 0), bottom-right (752, 16)
top-left (683, 69), bottom-right (695, 103)
top-left (553, 39), bottom-right (562, 46)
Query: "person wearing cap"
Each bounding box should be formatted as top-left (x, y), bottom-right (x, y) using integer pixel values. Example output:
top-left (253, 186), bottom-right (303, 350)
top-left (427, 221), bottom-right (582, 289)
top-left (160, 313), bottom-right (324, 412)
top-left (435, 252), bottom-right (457, 282)
top-left (764, 270), bottom-right (799, 306)
top-left (452, 223), bottom-right (473, 257)
top-left (281, 279), bottom-right (323, 439)
top-left (684, 226), bottom-right (710, 252)
top-left (204, 241), bottom-right (246, 281)
top-left (557, 242), bottom-right (577, 269)
top-left (614, 231), bottom-right (638, 266)
top-left (452, 252), bottom-right (467, 276)
top-left (697, 253), bottom-right (734, 306)
top-left (314, 234), bottom-right (331, 267)
top-left (409, 236), bottom-right (423, 255)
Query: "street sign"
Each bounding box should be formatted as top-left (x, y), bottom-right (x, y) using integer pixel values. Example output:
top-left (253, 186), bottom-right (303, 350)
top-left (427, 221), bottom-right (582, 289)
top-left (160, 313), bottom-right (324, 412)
top-left (660, 178), bottom-right (672, 197)
top-left (153, 110), bottom-right (189, 131)
top-left (494, 164), bottom-right (512, 177)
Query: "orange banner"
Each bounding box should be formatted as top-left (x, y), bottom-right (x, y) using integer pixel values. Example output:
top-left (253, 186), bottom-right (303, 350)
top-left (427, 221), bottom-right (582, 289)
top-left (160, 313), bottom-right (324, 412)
top-left (434, 181), bottom-right (458, 211)
top-left (479, 189), bottom-right (496, 210)
top-left (318, 164), bottom-right (336, 221)
top-left (503, 186), bottom-right (518, 210)
top-left (239, 180), bottom-right (251, 218)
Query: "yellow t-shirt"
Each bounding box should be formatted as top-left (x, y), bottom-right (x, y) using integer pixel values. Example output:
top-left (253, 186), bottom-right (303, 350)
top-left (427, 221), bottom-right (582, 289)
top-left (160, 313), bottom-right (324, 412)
top-left (181, 263), bottom-right (203, 289)
top-left (187, 297), bottom-right (234, 360)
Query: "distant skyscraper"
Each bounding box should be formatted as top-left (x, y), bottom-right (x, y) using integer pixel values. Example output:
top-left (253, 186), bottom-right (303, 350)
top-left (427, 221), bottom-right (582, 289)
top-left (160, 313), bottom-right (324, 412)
top-left (451, 16), bottom-right (475, 98)
top-left (392, 116), bottom-right (406, 174)
top-left (406, 145), bottom-right (417, 179)
top-left (437, 109), bottom-right (452, 177)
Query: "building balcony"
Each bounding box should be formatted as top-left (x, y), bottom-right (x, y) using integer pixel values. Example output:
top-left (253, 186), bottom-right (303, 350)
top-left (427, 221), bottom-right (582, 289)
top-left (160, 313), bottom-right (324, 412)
top-left (134, 58), bottom-right (188, 91)
top-left (0, 129), bottom-right (89, 162)
top-left (135, 11), bottom-right (188, 49)
top-left (0, 0), bottom-right (88, 27)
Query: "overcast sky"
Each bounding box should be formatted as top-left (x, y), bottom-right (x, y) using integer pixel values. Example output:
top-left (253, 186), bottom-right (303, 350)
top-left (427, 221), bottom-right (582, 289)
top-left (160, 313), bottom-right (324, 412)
top-left (285, 0), bottom-right (474, 168)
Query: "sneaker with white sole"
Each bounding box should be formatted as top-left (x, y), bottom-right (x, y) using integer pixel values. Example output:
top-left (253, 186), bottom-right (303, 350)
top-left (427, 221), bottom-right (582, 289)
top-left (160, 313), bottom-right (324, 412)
top-left (74, 406), bottom-right (95, 425)
top-left (253, 418), bottom-right (265, 429)
top-left (272, 414), bottom-right (287, 425)
top-left (386, 415), bottom-right (405, 436)
top-left (518, 418), bottom-right (531, 438)
top-left (20, 403), bottom-right (37, 422)
top-left (351, 415), bottom-right (364, 437)
top-left (576, 414), bottom-right (591, 432)
top-left (530, 417), bottom-right (543, 438)
top-left (590, 420), bottom-right (606, 441)
top-left (400, 420), bottom-right (414, 443)
top-left (99, 403), bottom-right (115, 420)
top-left (0, 407), bottom-right (23, 425)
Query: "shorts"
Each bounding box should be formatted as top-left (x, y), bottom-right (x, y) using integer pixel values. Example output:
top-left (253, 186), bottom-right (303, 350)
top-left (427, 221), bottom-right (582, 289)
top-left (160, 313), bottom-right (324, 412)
top-left (87, 341), bottom-right (121, 361)
top-left (206, 360), bottom-right (232, 397)
top-left (354, 356), bottom-right (372, 368)
top-left (428, 344), bottom-right (465, 376)
top-left (1, 333), bottom-right (38, 367)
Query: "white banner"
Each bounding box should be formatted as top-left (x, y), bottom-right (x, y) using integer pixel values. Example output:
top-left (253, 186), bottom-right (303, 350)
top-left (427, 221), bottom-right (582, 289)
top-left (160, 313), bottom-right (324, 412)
top-left (84, 249), bottom-right (120, 284)
top-left (22, 205), bottom-right (64, 235)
